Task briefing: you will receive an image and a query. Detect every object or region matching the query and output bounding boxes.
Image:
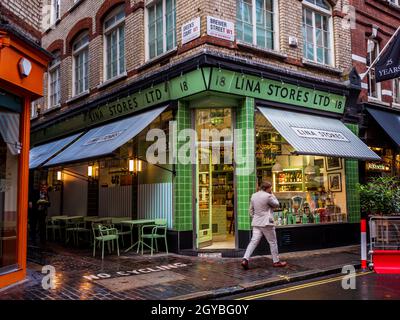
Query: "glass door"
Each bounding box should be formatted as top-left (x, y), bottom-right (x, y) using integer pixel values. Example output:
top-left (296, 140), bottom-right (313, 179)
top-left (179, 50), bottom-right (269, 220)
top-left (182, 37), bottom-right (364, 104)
top-left (196, 147), bottom-right (212, 247)
top-left (195, 108), bottom-right (235, 249)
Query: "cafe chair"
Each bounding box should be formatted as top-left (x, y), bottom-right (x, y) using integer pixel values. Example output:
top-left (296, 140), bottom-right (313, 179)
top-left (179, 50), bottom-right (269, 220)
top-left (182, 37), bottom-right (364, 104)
top-left (116, 223), bottom-right (133, 248)
top-left (45, 217), bottom-right (62, 241)
top-left (140, 219), bottom-right (168, 256)
top-left (92, 224), bottom-right (120, 260)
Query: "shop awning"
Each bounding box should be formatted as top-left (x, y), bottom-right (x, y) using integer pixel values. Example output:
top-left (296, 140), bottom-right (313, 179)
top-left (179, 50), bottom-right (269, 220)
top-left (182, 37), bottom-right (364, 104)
top-left (45, 106), bottom-right (167, 166)
top-left (257, 107), bottom-right (381, 160)
top-left (29, 133), bottom-right (83, 169)
top-left (367, 107), bottom-right (400, 147)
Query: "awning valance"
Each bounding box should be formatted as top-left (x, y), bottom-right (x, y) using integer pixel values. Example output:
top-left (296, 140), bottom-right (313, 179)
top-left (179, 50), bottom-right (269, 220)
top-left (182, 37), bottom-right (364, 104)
top-left (367, 107), bottom-right (400, 147)
top-left (257, 106), bottom-right (380, 161)
top-left (44, 106), bottom-right (167, 167)
top-left (30, 133), bottom-right (83, 169)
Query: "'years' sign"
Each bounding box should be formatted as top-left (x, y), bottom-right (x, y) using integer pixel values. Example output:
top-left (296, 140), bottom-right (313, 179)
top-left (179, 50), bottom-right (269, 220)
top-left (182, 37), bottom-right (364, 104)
top-left (182, 17), bottom-right (201, 45)
top-left (207, 16), bottom-right (234, 41)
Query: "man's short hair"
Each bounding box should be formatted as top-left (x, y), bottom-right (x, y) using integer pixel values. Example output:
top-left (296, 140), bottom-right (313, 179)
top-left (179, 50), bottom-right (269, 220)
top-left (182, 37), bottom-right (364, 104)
top-left (260, 181), bottom-right (272, 191)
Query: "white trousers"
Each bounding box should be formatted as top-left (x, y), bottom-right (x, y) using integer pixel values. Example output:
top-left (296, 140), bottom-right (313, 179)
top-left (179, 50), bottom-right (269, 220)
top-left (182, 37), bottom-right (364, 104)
top-left (243, 226), bottom-right (280, 263)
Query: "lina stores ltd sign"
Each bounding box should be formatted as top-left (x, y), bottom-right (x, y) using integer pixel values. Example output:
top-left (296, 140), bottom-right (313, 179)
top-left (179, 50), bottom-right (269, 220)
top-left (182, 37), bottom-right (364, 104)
top-left (209, 68), bottom-right (347, 114)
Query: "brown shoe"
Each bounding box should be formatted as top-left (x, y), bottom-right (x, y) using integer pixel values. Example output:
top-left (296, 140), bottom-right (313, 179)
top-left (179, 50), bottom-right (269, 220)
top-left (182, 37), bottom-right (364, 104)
top-left (241, 259), bottom-right (249, 270)
top-left (273, 261), bottom-right (287, 268)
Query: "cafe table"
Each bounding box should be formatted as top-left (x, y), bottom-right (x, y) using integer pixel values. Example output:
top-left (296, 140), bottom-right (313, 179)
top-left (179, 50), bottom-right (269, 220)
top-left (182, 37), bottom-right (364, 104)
top-left (120, 219), bottom-right (156, 253)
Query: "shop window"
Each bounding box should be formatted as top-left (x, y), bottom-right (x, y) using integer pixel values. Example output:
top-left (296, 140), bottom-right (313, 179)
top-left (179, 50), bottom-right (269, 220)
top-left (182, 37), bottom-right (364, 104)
top-left (393, 78), bottom-right (400, 105)
top-left (302, 0), bottom-right (333, 66)
top-left (236, 0), bottom-right (277, 50)
top-left (104, 5), bottom-right (126, 80)
top-left (255, 112), bottom-right (348, 225)
top-left (367, 39), bottom-right (381, 100)
top-left (72, 32), bottom-right (89, 96)
top-left (146, 0), bottom-right (176, 60)
top-left (48, 52), bottom-right (61, 108)
top-left (0, 110), bottom-right (20, 274)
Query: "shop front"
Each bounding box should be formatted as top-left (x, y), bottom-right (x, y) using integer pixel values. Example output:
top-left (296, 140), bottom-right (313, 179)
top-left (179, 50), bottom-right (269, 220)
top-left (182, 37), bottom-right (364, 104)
top-left (0, 25), bottom-right (50, 288)
top-left (360, 106), bottom-right (400, 182)
top-left (30, 53), bottom-right (380, 255)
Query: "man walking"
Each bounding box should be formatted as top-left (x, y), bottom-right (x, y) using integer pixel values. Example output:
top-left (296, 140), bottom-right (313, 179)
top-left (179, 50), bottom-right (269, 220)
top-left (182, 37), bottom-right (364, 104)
top-left (241, 181), bottom-right (287, 270)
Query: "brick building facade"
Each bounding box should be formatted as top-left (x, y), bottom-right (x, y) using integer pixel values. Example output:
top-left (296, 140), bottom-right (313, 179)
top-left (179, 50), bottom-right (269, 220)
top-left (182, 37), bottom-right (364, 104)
top-left (29, 0), bottom-right (379, 254)
top-left (349, 0), bottom-right (400, 181)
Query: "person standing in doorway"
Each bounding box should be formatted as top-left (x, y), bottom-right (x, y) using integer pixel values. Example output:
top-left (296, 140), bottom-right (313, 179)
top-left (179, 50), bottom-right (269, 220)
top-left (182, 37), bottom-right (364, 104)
top-left (241, 181), bottom-right (287, 270)
top-left (36, 180), bottom-right (50, 245)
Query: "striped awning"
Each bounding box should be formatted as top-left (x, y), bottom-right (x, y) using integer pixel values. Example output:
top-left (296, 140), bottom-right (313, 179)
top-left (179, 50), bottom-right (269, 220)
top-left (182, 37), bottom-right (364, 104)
top-left (45, 106), bottom-right (167, 167)
top-left (257, 106), bottom-right (381, 161)
top-left (29, 133), bottom-right (83, 169)
top-left (0, 112), bottom-right (20, 155)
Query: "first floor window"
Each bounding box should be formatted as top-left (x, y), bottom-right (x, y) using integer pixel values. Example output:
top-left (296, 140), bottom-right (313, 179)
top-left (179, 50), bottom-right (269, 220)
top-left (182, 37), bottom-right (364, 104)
top-left (302, 0), bottom-right (332, 65)
top-left (147, 0), bottom-right (176, 60)
top-left (236, 0), bottom-right (276, 50)
top-left (48, 53), bottom-right (61, 108)
top-left (367, 39), bottom-right (380, 99)
top-left (394, 78), bottom-right (400, 104)
top-left (104, 5), bottom-right (125, 80)
top-left (73, 32), bottom-right (89, 95)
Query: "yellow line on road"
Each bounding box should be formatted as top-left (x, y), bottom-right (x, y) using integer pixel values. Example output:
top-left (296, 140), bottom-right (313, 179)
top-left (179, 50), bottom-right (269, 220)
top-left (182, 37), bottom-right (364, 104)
top-left (236, 271), bottom-right (373, 300)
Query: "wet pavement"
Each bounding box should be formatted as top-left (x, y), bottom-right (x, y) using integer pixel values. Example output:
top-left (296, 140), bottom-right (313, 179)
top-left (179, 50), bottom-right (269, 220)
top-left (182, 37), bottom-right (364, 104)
top-left (222, 272), bottom-right (400, 300)
top-left (0, 243), bottom-right (360, 300)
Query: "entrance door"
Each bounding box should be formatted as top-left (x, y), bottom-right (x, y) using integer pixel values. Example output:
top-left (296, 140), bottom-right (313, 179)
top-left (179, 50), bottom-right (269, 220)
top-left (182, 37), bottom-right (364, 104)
top-left (195, 108), bottom-right (235, 249)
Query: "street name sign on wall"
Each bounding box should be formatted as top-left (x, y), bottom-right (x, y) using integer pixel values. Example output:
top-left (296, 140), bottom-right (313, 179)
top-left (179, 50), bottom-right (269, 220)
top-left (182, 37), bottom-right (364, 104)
top-left (182, 17), bottom-right (201, 45)
top-left (206, 16), bottom-right (234, 42)
top-left (208, 68), bottom-right (346, 114)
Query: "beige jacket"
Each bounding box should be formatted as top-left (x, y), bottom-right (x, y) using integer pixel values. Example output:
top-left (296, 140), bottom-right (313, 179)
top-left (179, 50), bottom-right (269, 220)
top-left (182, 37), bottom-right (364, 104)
top-left (249, 191), bottom-right (280, 227)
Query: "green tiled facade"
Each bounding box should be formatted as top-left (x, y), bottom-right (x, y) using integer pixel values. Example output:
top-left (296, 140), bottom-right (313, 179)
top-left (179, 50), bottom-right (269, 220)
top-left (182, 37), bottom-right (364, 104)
top-left (173, 101), bottom-right (193, 231)
top-left (345, 123), bottom-right (361, 223)
top-left (235, 97), bottom-right (256, 231)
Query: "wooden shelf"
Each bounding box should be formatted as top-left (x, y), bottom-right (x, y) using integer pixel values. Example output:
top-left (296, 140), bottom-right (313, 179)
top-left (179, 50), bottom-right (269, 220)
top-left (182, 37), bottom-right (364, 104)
top-left (278, 182), bottom-right (303, 185)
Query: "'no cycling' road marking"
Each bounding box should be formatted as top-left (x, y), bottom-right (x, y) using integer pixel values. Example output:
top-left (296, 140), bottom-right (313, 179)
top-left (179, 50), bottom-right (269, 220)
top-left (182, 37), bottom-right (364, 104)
top-left (236, 271), bottom-right (373, 300)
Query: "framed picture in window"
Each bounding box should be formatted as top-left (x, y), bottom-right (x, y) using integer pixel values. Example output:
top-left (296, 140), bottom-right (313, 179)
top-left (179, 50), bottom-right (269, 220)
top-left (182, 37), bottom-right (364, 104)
top-left (326, 157), bottom-right (342, 171)
top-left (328, 173), bottom-right (342, 192)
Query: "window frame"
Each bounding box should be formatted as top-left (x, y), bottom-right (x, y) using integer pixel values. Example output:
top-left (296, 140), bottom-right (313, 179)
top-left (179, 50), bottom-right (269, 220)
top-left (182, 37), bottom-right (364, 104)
top-left (51, 0), bottom-right (61, 25)
top-left (103, 5), bottom-right (126, 81)
top-left (48, 53), bottom-right (61, 109)
top-left (72, 32), bottom-right (90, 97)
top-left (302, 0), bottom-right (334, 66)
top-left (236, 0), bottom-right (279, 51)
top-left (145, 0), bottom-right (177, 61)
top-left (393, 78), bottom-right (400, 104)
top-left (367, 39), bottom-right (382, 100)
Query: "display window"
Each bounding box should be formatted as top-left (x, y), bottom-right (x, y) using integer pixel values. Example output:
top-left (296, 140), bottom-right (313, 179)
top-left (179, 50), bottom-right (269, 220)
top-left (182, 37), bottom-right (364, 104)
top-left (0, 109), bottom-right (20, 274)
top-left (255, 112), bottom-right (348, 226)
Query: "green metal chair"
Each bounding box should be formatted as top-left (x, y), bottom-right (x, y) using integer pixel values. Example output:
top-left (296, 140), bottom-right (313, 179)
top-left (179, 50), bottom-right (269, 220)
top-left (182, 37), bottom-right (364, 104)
top-left (92, 223), bottom-right (120, 260)
top-left (65, 218), bottom-right (87, 245)
top-left (140, 219), bottom-right (168, 256)
top-left (45, 217), bottom-right (62, 241)
top-left (116, 223), bottom-right (133, 248)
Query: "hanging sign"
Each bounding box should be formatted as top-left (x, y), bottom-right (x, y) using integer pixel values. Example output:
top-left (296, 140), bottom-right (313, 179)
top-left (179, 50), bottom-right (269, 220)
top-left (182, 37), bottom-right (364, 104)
top-left (375, 30), bottom-right (400, 82)
top-left (182, 17), bottom-right (201, 45)
top-left (206, 16), bottom-right (234, 42)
